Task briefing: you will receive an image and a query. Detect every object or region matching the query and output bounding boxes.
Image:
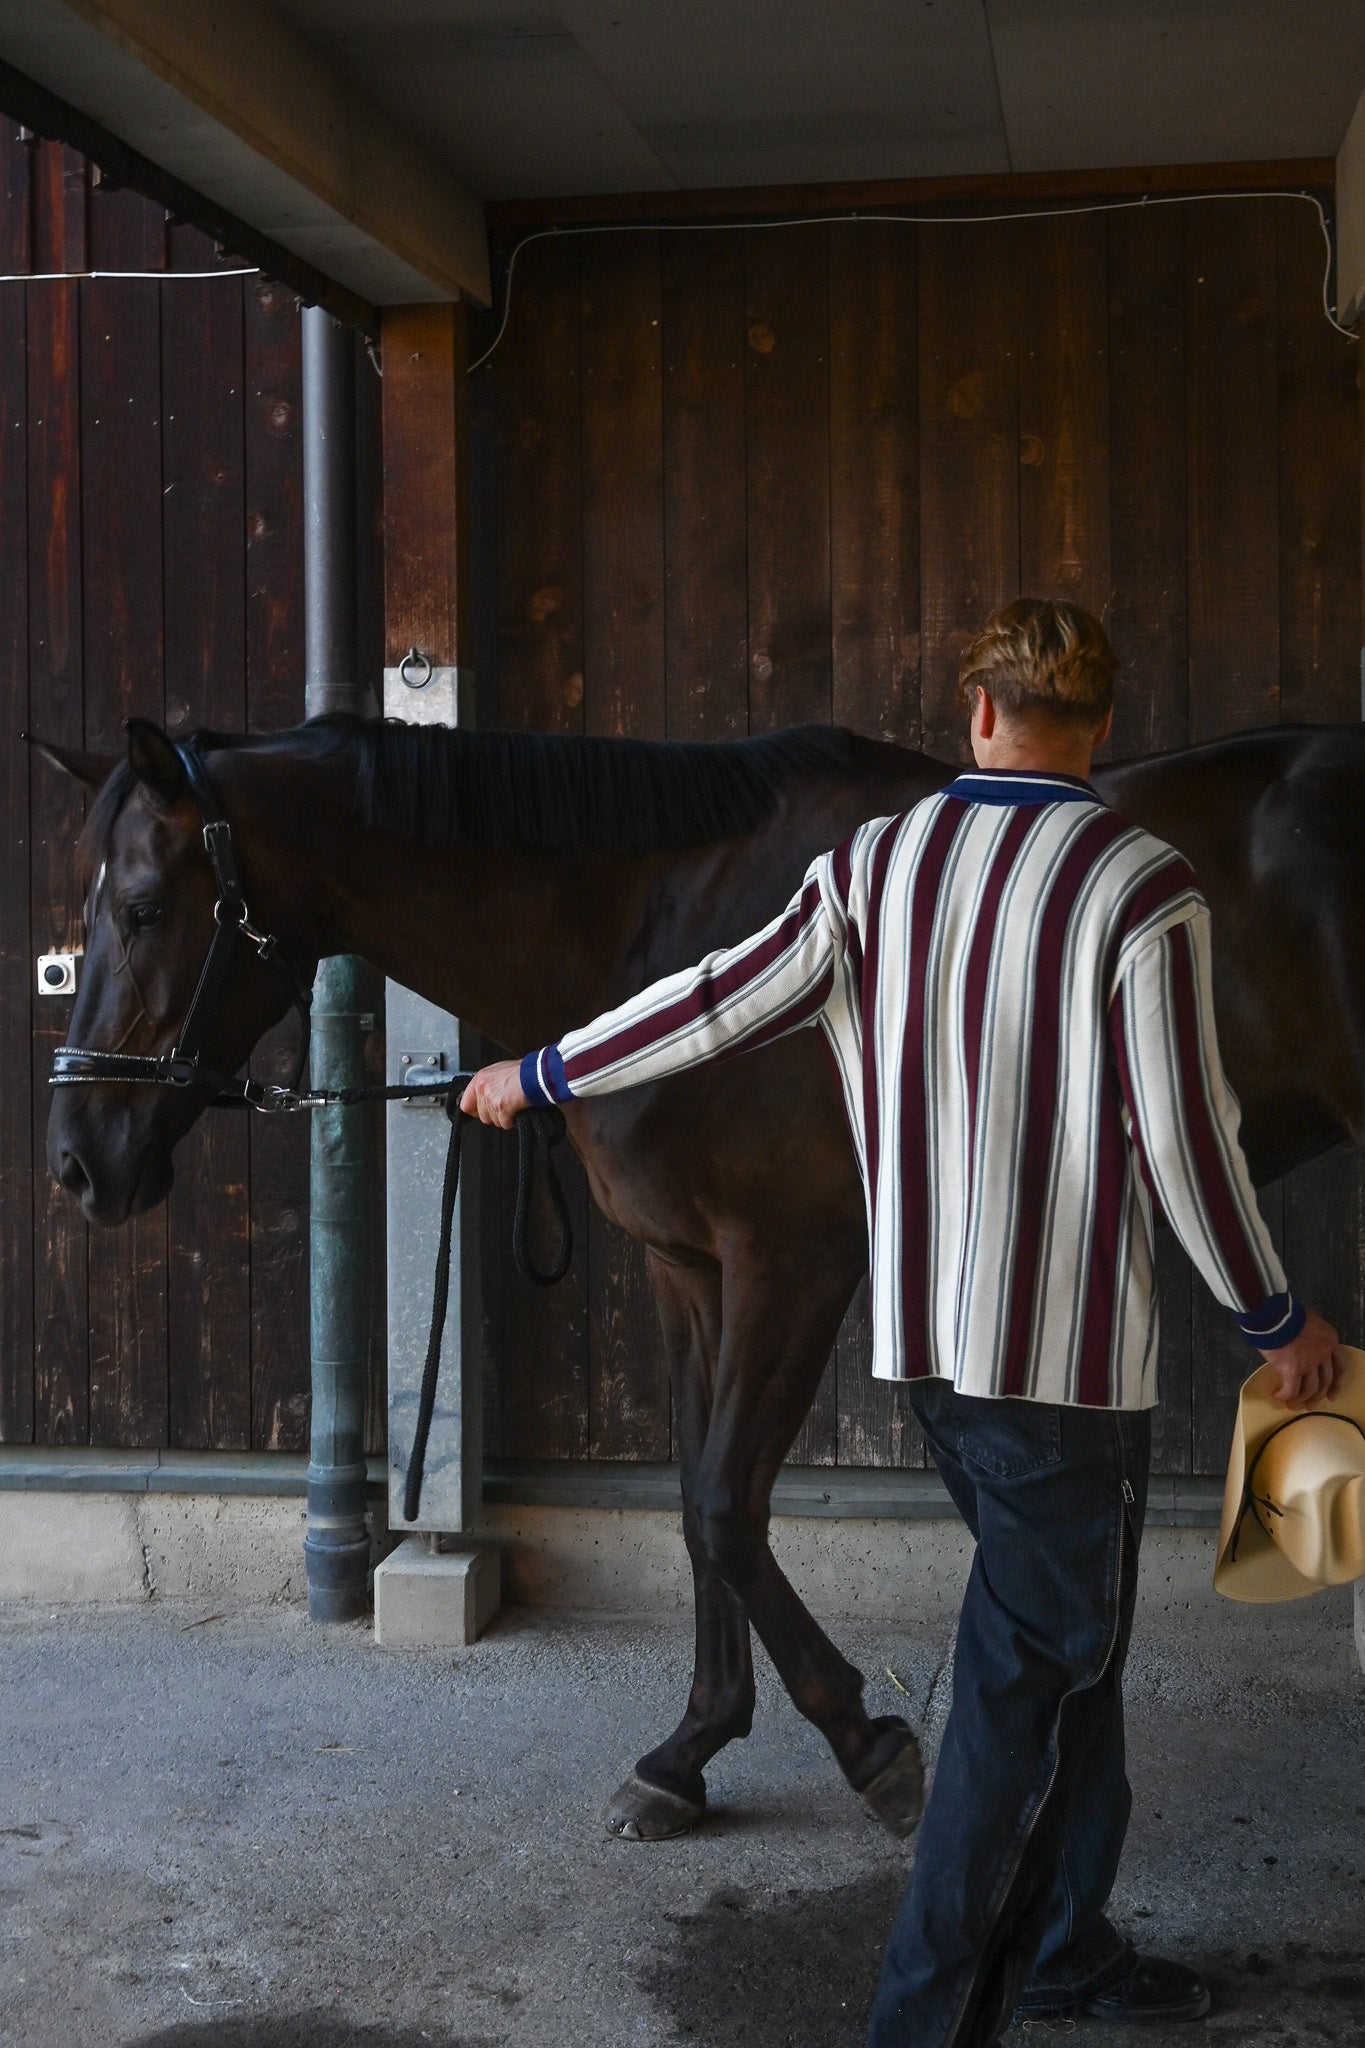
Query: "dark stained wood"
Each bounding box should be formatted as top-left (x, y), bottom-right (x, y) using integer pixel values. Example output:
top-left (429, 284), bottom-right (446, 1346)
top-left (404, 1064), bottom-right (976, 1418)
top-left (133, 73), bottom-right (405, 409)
top-left (31, 142), bottom-right (86, 274)
top-left (827, 219), bottom-right (922, 1468)
top-left (1275, 198), bottom-right (1360, 725)
top-left (744, 223), bottom-right (833, 736)
top-left (1106, 206), bottom-right (1189, 757)
top-left (495, 231), bottom-right (590, 1457)
top-left (579, 229), bottom-right (671, 1459)
top-left (918, 221), bottom-right (1020, 761)
top-left (0, 128), bottom-right (33, 1443)
top-left (162, 227), bottom-right (252, 1451)
top-left (489, 159), bottom-right (1337, 231)
top-left (829, 219), bottom-right (920, 747)
top-left (381, 302), bottom-right (470, 667)
top-left (661, 231), bottom-right (747, 744)
top-left (80, 244), bottom-right (169, 1449)
top-left (743, 222), bottom-right (836, 1461)
top-left (1186, 199), bottom-right (1280, 740)
top-left (244, 276), bottom-right (309, 1450)
top-left (1281, 1149), bottom-right (1365, 1355)
top-left (580, 231), bottom-right (665, 741)
top-left (27, 266), bottom-right (88, 1445)
top-left (1016, 215), bottom-right (1110, 618)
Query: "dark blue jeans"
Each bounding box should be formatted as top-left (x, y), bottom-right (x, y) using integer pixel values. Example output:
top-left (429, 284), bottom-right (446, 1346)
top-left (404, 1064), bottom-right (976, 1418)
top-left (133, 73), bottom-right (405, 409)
top-left (867, 1379), bottom-right (1151, 2048)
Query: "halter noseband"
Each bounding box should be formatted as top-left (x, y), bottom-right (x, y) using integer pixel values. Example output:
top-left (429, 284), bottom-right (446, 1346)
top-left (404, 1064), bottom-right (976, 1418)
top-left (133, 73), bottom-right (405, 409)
top-left (50, 743), bottom-right (316, 1112)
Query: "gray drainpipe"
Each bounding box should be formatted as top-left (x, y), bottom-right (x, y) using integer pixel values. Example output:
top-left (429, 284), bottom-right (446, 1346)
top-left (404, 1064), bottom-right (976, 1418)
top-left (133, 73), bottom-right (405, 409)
top-left (300, 307), bottom-right (370, 1622)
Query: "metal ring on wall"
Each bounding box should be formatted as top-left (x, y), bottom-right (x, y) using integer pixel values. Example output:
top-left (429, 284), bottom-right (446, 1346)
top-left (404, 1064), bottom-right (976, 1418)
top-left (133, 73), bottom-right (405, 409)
top-left (399, 646), bottom-right (433, 689)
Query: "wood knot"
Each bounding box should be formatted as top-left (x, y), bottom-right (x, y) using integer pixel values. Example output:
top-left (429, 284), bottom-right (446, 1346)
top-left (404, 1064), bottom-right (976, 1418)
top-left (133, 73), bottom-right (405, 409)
top-left (752, 651), bottom-right (774, 682)
top-left (946, 371), bottom-right (984, 420)
top-left (527, 585), bottom-right (562, 622)
top-left (747, 322), bottom-right (776, 356)
top-left (1019, 433), bottom-right (1045, 467)
top-left (266, 399), bottom-right (293, 435)
top-left (563, 672), bottom-right (584, 709)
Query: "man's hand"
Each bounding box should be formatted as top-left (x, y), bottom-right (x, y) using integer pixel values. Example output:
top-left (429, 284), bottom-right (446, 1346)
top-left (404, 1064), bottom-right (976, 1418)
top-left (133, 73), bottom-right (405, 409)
top-left (1261, 1306), bottom-right (1343, 1407)
top-left (460, 1059), bottom-right (531, 1131)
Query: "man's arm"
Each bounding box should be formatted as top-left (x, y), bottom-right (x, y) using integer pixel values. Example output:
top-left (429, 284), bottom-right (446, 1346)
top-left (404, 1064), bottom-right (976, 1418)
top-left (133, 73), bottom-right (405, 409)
top-left (462, 854), bottom-right (844, 1129)
top-left (1110, 904), bottom-right (1341, 1406)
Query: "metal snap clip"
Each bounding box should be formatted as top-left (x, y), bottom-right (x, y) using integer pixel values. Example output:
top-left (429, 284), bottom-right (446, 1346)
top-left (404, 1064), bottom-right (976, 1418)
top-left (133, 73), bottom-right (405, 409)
top-left (399, 646), bottom-right (433, 689)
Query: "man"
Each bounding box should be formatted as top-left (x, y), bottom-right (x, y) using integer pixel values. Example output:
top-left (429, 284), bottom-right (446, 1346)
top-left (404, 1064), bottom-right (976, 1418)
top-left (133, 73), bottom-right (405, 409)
top-left (462, 599), bottom-right (1341, 2046)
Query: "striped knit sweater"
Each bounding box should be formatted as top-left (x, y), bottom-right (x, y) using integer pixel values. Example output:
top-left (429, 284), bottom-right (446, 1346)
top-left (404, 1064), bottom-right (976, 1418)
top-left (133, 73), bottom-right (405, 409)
top-left (522, 769), bottom-right (1302, 1408)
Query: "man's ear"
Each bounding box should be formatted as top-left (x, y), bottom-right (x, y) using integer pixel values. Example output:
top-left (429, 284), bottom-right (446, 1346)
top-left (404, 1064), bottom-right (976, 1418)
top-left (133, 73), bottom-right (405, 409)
top-left (23, 735), bottom-right (118, 789)
top-left (126, 719), bottom-right (188, 807)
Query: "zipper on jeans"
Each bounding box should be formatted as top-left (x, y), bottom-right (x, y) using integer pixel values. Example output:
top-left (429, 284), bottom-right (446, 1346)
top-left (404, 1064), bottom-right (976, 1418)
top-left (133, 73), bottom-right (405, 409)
top-left (1121, 1478), bottom-right (1135, 1505)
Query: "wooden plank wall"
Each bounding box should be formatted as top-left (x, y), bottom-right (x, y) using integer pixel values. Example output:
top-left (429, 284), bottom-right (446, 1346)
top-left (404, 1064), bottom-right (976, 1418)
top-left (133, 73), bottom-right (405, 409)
top-left (0, 134), bottom-right (318, 1451)
top-left (477, 192), bottom-right (1362, 1477)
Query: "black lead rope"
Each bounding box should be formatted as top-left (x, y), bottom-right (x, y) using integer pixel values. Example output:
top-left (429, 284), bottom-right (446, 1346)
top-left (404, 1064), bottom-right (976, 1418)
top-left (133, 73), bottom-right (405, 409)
top-left (403, 1088), bottom-right (571, 1523)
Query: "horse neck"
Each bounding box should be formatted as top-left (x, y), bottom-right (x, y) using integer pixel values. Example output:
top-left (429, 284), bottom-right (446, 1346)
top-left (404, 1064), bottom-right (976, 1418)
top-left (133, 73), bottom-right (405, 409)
top-left (340, 836), bottom-right (659, 1053)
top-left (227, 745), bottom-right (661, 1053)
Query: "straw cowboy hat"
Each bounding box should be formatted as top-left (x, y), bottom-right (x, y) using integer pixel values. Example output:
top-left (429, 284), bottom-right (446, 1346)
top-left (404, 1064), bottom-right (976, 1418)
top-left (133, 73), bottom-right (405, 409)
top-left (1215, 1345), bottom-right (1365, 1603)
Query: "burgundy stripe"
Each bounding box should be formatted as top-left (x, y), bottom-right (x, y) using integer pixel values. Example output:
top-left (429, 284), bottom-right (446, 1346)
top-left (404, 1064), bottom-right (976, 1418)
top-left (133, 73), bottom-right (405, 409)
top-left (898, 800), bottom-right (974, 1376)
top-left (961, 808), bottom-right (1036, 1186)
top-left (857, 817), bottom-right (902, 1230)
top-left (1102, 852), bottom-right (1199, 988)
top-left (1001, 811), bottom-right (1133, 1394)
top-left (1167, 920), bottom-right (1267, 1303)
top-left (562, 876), bottom-right (826, 1085)
top-left (1107, 987), bottom-right (1164, 1222)
top-left (715, 965), bottom-right (835, 1060)
top-left (1078, 1058), bottom-right (1128, 1405)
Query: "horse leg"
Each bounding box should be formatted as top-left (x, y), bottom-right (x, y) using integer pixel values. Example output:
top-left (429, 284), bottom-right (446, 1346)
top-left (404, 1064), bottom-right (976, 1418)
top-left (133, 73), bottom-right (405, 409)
top-left (690, 1256), bottom-right (925, 1838)
top-left (604, 1257), bottom-right (759, 1840)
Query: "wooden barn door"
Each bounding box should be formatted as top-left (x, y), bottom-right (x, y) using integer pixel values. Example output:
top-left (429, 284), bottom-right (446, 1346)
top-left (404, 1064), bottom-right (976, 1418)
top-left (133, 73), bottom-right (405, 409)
top-left (476, 190), bottom-right (1362, 1479)
top-left (0, 133), bottom-right (333, 1453)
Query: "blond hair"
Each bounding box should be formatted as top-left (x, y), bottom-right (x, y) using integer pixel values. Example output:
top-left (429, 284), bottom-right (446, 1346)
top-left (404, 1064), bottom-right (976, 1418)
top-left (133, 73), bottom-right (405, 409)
top-left (958, 599), bottom-right (1117, 729)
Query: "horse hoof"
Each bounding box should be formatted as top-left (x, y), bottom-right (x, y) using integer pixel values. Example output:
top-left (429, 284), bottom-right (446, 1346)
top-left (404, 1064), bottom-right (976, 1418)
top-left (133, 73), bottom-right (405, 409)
top-left (603, 1771), bottom-right (706, 1841)
top-left (858, 1719), bottom-right (925, 1840)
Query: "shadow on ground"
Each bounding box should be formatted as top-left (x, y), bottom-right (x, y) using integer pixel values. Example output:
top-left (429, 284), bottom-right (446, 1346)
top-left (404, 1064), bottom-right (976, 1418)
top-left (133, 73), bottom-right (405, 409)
top-left (132, 2021), bottom-right (491, 2048)
top-left (640, 1877), bottom-right (1365, 2048)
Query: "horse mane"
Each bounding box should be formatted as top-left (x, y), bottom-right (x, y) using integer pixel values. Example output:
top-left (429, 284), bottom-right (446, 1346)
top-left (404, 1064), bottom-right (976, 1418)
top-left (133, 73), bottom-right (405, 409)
top-left (78, 715), bottom-right (876, 861)
top-left (345, 716), bottom-right (868, 852)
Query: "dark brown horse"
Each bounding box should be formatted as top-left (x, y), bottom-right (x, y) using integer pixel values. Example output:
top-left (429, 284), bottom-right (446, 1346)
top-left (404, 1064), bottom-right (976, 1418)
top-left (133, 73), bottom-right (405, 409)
top-left (42, 715), bottom-right (1365, 1841)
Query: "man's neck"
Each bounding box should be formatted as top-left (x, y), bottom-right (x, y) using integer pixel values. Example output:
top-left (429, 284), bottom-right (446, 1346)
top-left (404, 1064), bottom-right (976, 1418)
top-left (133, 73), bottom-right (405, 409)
top-left (970, 734), bottom-right (1095, 780)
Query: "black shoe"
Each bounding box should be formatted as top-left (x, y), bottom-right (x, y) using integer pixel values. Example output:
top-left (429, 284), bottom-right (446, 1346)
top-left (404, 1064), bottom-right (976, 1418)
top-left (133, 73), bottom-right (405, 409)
top-left (1017, 1954), bottom-right (1212, 2026)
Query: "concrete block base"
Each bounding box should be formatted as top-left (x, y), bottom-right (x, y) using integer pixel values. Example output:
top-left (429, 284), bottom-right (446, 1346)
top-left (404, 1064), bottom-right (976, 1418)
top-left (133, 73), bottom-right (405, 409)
top-left (373, 1536), bottom-right (501, 1647)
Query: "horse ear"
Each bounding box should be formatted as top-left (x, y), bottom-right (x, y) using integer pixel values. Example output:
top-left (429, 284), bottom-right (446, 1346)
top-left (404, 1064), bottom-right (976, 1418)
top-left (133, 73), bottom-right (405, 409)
top-left (126, 718), bottom-right (187, 806)
top-left (23, 735), bottom-right (118, 789)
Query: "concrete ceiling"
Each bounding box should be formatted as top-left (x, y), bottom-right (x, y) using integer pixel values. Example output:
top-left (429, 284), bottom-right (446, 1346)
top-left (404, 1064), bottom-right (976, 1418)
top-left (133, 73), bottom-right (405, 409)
top-left (279, 0), bottom-right (1365, 199)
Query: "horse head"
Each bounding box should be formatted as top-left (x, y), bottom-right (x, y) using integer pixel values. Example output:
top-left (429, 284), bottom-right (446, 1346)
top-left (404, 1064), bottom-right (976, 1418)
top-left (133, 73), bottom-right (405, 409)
top-left (40, 720), bottom-right (314, 1225)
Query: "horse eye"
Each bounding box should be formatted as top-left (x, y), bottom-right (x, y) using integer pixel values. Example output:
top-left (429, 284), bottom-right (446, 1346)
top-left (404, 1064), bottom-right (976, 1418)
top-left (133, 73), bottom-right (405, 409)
top-left (127, 903), bottom-right (165, 933)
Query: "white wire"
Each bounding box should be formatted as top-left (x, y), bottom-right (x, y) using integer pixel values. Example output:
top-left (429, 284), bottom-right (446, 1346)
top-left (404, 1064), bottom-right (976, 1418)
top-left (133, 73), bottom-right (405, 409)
top-left (0, 266), bottom-right (259, 282)
top-left (470, 187), bottom-right (1355, 373)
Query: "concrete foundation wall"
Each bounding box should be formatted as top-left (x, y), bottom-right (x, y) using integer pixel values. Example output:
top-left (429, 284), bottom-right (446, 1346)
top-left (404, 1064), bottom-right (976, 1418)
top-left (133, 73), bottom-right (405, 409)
top-left (1, 1488), bottom-right (1226, 1624)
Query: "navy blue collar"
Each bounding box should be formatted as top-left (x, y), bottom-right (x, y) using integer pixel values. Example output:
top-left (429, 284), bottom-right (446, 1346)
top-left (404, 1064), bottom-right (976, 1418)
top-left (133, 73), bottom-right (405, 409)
top-left (944, 769), bottom-right (1099, 808)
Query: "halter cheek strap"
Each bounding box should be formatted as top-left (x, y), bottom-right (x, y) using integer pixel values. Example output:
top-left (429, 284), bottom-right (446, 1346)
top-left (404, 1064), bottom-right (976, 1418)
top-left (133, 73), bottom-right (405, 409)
top-left (51, 742), bottom-right (314, 1109)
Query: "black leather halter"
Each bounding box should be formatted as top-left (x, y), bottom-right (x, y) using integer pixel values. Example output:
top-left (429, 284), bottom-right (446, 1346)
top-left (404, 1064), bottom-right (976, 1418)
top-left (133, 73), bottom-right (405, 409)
top-left (50, 743), bottom-right (317, 1112)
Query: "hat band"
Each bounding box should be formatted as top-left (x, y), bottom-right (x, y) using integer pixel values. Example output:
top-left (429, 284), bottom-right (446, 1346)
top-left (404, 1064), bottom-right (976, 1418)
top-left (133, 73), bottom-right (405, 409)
top-left (1229, 1412), bottom-right (1365, 1564)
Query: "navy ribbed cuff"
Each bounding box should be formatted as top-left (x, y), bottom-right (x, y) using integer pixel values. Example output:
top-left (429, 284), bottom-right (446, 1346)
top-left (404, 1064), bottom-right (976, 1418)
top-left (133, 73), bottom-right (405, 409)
top-left (519, 1045), bottom-right (571, 1107)
top-left (1235, 1291), bottom-right (1306, 1349)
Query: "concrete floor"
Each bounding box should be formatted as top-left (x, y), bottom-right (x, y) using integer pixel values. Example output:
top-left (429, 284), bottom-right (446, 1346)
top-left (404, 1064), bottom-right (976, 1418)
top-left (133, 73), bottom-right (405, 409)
top-left (1, 1579), bottom-right (1362, 2048)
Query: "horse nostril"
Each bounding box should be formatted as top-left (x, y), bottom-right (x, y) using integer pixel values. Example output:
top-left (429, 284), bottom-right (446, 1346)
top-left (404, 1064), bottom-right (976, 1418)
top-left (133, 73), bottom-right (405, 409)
top-left (58, 1148), bottom-right (91, 1199)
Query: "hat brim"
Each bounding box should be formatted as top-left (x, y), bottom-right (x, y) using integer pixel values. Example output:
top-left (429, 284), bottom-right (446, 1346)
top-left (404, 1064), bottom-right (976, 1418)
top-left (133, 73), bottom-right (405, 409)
top-left (1215, 1346), bottom-right (1365, 1603)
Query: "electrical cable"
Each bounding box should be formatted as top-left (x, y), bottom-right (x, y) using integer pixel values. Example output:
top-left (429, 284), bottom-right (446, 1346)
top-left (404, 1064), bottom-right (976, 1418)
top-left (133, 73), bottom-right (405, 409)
top-left (469, 187), bottom-right (1355, 374)
top-left (0, 266), bottom-right (258, 281)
